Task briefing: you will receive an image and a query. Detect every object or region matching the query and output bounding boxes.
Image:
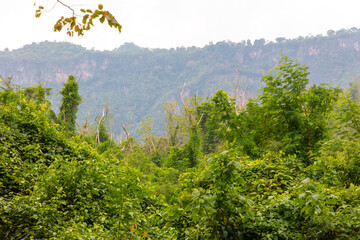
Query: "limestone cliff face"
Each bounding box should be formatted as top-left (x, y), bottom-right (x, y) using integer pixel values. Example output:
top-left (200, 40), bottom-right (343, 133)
top-left (1, 58), bottom-right (95, 86)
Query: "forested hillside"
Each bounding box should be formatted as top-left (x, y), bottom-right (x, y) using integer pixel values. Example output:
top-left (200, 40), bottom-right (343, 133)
top-left (2, 28), bottom-right (360, 134)
top-left (2, 55), bottom-right (360, 239)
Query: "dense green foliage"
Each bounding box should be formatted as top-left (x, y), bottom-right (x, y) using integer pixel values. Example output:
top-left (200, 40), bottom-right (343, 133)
top-left (2, 56), bottom-right (360, 239)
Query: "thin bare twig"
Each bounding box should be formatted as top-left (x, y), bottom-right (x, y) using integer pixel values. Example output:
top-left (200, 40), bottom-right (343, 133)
top-left (240, 83), bottom-right (248, 110)
top-left (301, 97), bottom-right (312, 154)
top-left (56, 0), bottom-right (75, 16)
top-left (73, 96), bottom-right (86, 112)
top-left (112, 120), bottom-right (120, 140)
top-left (196, 113), bottom-right (204, 126)
top-left (122, 122), bottom-right (132, 150)
top-left (95, 108), bottom-right (106, 148)
top-left (180, 83), bottom-right (192, 125)
top-left (149, 137), bottom-right (156, 152)
top-left (122, 123), bottom-right (130, 139)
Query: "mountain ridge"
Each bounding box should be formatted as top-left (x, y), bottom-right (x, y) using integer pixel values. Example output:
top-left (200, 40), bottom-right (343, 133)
top-left (1, 28), bottom-right (360, 135)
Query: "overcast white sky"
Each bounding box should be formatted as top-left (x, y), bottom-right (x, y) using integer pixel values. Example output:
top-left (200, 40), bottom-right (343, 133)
top-left (0, 0), bottom-right (360, 51)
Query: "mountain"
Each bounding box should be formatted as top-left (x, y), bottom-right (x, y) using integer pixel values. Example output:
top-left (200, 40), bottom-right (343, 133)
top-left (1, 28), bottom-right (360, 135)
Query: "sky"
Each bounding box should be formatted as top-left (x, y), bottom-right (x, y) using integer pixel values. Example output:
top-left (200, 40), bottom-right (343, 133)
top-left (1, 0), bottom-right (360, 51)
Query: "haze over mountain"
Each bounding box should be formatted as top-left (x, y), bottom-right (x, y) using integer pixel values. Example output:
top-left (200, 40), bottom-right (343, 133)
top-left (1, 28), bottom-right (360, 135)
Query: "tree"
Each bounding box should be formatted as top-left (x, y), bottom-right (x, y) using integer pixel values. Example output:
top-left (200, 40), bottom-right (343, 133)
top-left (254, 38), bottom-right (266, 46)
top-left (257, 56), bottom-right (341, 162)
top-left (58, 75), bottom-right (82, 135)
top-left (163, 101), bottom-right (187, 147)
top-left (202, 56), bottom-right (341, 162)
top-left (34, 1), bottom-right (121, 36)
top-left (275, 37), bottom-right (286, 43)
top-left (259, 56), bottom-right (311, 157)
top-left (137, 116), bottom-right (157, 154)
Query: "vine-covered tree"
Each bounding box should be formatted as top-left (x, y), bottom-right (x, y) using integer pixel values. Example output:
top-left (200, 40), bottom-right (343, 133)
top-left (58, 75), bottom-right (82, 135)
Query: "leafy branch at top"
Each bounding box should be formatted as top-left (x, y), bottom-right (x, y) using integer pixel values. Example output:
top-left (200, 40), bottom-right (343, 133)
top-left (35, 1), bottom-right (122, 37)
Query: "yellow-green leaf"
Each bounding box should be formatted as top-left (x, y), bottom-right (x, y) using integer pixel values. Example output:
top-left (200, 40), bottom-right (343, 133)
top-left (99, 15), bottom-right (105, 24)
top-left (82, 15), bottom-right (89, 24)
